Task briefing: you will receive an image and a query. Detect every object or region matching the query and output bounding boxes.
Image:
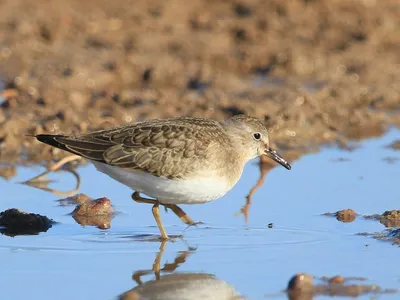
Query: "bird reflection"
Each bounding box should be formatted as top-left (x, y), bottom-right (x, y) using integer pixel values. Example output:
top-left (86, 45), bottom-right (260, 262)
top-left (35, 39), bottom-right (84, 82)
top-left (20, 155), bottom-right (115, 229)
top-left (237, 151), bottom-right (301, 223)
top-left (236, 156), bottom-right (276, 223)
top-left (20, 155), bottom-right (82, 197)
top-left (119, 241), bottom-right (243, 300)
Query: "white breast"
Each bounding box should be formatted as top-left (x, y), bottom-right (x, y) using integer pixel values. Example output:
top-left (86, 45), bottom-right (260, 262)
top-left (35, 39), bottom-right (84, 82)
top-left (92, 162), bottom-right (232, 205)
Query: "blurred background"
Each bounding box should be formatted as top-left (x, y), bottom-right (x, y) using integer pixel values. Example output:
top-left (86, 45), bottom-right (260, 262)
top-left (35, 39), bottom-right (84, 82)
top-left (0, 0), bottom-right (399, 167)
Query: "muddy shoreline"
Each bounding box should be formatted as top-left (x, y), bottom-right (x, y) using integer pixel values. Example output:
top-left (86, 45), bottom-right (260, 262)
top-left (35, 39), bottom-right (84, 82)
top-left (0, 0), bottom-right (399, 170)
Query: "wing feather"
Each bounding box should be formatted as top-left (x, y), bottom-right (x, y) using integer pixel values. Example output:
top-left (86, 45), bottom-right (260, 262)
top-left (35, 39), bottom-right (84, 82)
top-left (36, 117), bottom-right (228, 178)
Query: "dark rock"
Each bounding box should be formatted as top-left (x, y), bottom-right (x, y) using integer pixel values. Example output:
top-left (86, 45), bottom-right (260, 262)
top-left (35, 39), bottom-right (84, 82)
top-left (0, 208), bottom-right (54, 236)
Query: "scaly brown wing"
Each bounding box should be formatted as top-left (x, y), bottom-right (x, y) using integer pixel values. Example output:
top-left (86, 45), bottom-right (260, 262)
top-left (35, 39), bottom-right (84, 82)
top-left (35, 117), bottom-right (229, 179)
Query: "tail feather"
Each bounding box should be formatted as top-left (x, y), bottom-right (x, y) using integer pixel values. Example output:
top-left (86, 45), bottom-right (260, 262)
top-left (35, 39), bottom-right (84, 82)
top-left (35, 134), bottom-right (72, 152)
top-left (35, 134), bottom-right (109, 161)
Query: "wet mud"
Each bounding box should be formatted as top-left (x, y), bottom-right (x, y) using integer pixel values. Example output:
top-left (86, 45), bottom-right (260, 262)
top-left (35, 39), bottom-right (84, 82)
top-left (0, 0), bottom-right (399, 167)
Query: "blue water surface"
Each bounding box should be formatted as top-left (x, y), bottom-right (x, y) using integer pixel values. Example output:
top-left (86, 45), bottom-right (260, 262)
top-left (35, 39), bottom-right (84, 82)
top-left (0, 129), bottom-right (399, 300)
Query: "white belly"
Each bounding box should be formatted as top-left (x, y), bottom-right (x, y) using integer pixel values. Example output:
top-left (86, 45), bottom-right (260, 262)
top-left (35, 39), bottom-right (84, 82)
top-left (92, 162), bottom-right (231, 205)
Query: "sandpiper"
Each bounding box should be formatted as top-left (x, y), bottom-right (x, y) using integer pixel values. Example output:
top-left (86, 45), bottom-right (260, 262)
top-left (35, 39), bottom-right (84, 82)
top-left (35, 115), bottom-right (291, 239)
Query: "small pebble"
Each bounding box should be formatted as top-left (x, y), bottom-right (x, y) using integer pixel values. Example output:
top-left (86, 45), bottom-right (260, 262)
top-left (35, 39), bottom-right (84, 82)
top-left (335, 209), bottom-right (356, 223)
top-left (71, 197), bottom-right (113, 216)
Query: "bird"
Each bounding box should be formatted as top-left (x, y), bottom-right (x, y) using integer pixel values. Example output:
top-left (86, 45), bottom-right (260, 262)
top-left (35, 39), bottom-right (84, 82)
top-left (34, 114), bottom-right (291, 239)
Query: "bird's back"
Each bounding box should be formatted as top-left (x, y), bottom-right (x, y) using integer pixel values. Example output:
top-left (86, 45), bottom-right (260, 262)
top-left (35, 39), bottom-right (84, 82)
top-left (36, 116), bottom-right (231, 179)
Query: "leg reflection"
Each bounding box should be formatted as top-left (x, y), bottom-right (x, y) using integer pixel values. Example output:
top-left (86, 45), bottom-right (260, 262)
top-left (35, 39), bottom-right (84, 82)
top-left (132, 240), bottom-right (194, 285)
top-left (236, 157), bottom-right (274, 223)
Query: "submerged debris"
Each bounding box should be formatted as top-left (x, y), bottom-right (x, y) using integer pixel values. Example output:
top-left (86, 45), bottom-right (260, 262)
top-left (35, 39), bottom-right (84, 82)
top-left (323, 209), bottom-right (357, 223)
top-left (71, 197), bottom-right (115, 229)
top-left (0, 208), bottom-right (54, 236)
top-left (359, 229), bottom-right (400, 246)
top-left (287, 273), bottom-right (314, 294)
top-left (382, 156), bottom-right (400, 164)
top-left (57, 193), bottom-right (93, 206)
top-left (286, 273), bottom-right (397, 299)
top-left (325, 209), bottom-right (400, 246)
top-left (387, 229), bottom-right (400, 245)
top-left (364, 210), bottom-right (400, 227)
top-left (330, 157), bottom-right (351, 163)
top-left (358, 210), bottom-right (400, 246)
top-left (385, 140), bottom-right (400, 151)
top-left (336, 209), bottom-right (357, 223)
top-left (380, 210), bottom-right (400, 227)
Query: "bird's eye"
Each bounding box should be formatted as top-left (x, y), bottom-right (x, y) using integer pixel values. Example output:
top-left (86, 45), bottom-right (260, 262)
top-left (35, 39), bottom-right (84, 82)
top-left (253, 132), bottom-right (262, 140)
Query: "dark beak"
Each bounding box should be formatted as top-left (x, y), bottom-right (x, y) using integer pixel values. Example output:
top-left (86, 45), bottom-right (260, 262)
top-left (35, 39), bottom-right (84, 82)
top-left (264, 147), bottom-right (291, 170)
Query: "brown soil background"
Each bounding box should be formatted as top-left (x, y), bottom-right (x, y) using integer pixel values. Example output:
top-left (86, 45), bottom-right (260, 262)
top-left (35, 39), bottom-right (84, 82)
top-left (0, 0), bottom-right (399, 170)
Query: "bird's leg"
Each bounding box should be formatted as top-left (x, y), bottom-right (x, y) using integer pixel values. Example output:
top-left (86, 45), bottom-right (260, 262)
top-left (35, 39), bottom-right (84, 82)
top-left (164, 204), bottom-right (196, 226)
top-left (131, 193), bottom-right (168, 239)
top-left (131, 192), bottom-right (196, 226)
top-left (131, 191), bottom-right (158, 205)
top-left (152, 202), bottom-right (169, 240)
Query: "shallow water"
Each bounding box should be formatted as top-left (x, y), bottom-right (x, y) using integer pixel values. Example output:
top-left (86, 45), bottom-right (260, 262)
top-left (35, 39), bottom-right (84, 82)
top-left (1, 129), bottom-right (400, 299)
